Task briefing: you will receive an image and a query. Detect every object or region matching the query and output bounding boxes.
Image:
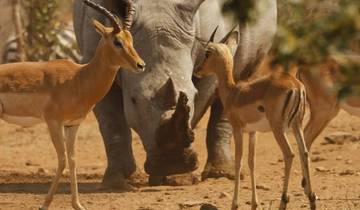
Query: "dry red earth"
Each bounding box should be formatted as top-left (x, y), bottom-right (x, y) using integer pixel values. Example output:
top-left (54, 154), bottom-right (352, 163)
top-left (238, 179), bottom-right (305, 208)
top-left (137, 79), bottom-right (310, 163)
top-left (0, 110), bottom-right (359, 210)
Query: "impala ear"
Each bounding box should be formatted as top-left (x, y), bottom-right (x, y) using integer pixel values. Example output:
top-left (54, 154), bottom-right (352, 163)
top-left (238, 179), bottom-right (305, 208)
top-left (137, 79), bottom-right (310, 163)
top-left (224, 31), bottom-right (239, 53)
top-left (92, 19), bottom-right (113, 36)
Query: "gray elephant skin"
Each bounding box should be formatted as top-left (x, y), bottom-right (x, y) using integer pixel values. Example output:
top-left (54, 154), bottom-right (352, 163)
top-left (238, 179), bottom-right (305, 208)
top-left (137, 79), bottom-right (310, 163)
top-left (73, 0), bottom-right (277, 188)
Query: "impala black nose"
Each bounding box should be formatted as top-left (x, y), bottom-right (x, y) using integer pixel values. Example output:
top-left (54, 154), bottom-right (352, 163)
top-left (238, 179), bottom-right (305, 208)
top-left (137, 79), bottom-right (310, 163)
top-left (137, 63), bottom-right (145, 71)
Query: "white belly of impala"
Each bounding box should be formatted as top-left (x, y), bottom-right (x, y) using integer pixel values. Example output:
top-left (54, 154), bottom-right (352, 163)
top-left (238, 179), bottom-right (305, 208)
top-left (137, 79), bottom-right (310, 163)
top-left (244, 117), bottom-right (271, 132)
top-left (340, 103), bottom-right (360, 117)
top-left (2, 114), bottom-right (43, 127)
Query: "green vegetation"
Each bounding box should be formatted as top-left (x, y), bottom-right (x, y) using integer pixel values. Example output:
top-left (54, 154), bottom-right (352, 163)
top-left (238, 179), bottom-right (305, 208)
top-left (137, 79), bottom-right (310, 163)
top-left (223, 0), bottom-right (360, 97)
top-left (23, 0), bottom-right (60, 61)
top-left (13, 0), bottom-right (76, 62)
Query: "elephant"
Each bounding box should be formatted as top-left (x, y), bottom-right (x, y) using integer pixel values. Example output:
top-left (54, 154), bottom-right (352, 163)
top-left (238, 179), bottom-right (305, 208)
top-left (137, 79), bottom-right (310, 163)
top-left (73, 0), bottom-right (277, 188)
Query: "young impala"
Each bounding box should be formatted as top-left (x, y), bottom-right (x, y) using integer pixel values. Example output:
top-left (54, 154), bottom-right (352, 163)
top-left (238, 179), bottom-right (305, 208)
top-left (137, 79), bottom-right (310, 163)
top-left (195, 29), bottom-right (317, 210)
top-left (0, 0), bottom-right (145, 209)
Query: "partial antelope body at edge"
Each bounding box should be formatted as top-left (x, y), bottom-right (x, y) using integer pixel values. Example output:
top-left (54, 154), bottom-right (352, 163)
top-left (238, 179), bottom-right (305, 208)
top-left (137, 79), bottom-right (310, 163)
top-left (195, 27), bottom-right (317, 210)
top-left (299, 55), bottom-right (360, 151)
top-left (0, 0), bottom-right (145, 210)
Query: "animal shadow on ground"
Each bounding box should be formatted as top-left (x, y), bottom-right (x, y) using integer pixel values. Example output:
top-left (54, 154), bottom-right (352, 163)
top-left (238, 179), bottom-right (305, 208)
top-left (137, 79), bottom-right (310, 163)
top-left (0, 172), bottom-right (148, 194)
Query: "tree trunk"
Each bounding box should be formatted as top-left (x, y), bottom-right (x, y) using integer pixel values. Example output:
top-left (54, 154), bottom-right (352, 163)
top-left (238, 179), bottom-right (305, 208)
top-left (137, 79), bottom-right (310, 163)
top-left (12, 0), bottom-right (27, 61)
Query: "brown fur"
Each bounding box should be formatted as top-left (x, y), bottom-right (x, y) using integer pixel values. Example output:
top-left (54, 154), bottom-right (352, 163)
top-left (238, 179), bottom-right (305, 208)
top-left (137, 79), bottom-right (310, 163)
top-left (0, 60), bottom-right (82, 92)
top-left (255, 56), bottom-right (360, 151)
top-left (300, 56), bottom-right (360, 150)
top-left (196, 38), bottom-right (316, 210)
top-left (0, 20), bottom-right (144, 210)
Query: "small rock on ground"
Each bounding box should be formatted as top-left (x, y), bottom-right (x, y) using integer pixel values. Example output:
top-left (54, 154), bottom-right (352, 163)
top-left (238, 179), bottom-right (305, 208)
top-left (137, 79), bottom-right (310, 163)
top-left (256, 184), bottom-right (271, 191)
top-left (137, 207), bottom-right (156, 210)
top-left (312, 151), bottom-right (321, 155)
top-left (200, 203), bottom-right (219, 210)
top-left (345, 159), bottom-right (353, 164)
top-left (37, 168), bottom-right (49, 175)
top-left (324, 131), bottom-right (358, 145)
top-left (339, 170), bottom-right (358, 176)
top-left (311, 156), bottom-right (326, 162)
top-left (179, 201), bottom-right (204, 209)
top-left (25, 160), bottom-right (39, 167)
top-left (219, 192), bottom-right (231, 199)
top-left (336, 156), bottom-right (343, 160)
top-left (315, 166), bottom-right (330, 172)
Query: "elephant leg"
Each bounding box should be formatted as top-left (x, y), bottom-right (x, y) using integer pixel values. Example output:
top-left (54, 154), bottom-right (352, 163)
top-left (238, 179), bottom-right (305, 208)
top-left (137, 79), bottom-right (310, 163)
top-left (94, 83), bottom-right (136, 190)
top-left (202, 97), bottom-right (235, 181)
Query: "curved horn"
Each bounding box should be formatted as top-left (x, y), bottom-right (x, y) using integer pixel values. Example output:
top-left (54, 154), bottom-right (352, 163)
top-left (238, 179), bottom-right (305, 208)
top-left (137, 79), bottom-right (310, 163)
top-left (83, 0), bottom-right (121, 34)
top-left (206, 26), bottom-right (219, 46)
top-left (220, 25), bottom-right (238, 43)
top-left (122, 0), bottom-right (136, 30)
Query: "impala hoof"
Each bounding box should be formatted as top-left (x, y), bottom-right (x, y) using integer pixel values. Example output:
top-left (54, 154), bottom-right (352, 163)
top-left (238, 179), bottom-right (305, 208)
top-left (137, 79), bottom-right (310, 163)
top-left (72, 203), bottom-right (86, 210)
top-left (309, 192), bottom-right (318, 210)
top-left (231, 204), bottom-right (239, 210)
top-left (279, 194), bottom-right (290, 210)
top-left (251, 202), bottom-right (258, 210)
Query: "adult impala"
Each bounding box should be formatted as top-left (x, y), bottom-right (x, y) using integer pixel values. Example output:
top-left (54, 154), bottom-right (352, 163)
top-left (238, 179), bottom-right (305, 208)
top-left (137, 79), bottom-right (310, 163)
top-left (0, 0), bottom-right (144, 209)
top-left (300, 56), bottom-right (360, 150)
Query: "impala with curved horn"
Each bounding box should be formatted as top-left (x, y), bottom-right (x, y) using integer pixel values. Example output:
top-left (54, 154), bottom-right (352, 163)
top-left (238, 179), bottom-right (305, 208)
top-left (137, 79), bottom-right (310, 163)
top-left (103, 0), bottom-right (135, 30)
top-left (0, 0), bottom-right (144, 209)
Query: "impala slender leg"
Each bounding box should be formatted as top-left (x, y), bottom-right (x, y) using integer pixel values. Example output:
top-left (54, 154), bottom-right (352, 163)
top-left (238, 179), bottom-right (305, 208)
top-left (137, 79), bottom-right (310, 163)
top-left (293, 123), bottom-right (317, 210)
top-left (231, 128), bottom-right (244, 210)
top-left (40, 120), bottom-right (66, 210)
top-left (271, 128), bottom-right (294, 210)
top-left (304, 107), bottom-right (339, 151)
top-left (64, 124), bottom-right (86, 210)
top-left (248, 132), bottom-right (258, 210)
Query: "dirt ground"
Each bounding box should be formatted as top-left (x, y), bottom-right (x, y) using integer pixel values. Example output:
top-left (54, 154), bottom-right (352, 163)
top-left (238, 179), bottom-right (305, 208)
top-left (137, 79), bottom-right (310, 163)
top-left (0, 109), bottom-right (359, 210)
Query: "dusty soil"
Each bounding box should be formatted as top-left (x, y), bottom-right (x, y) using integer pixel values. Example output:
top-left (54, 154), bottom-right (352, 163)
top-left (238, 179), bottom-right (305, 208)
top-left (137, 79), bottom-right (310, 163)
top-left (0, 110), bottom-right (359, 210)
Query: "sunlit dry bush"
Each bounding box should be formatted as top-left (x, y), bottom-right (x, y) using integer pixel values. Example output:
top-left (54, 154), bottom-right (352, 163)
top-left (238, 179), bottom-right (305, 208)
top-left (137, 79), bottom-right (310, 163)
top-left (224, 0), bottom-right (360, 97)
top-left (23, 0), bottom-right (60, 61)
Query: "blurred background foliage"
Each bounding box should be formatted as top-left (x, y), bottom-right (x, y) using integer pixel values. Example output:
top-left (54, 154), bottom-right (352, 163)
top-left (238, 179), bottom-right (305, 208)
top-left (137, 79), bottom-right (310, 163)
top-left (23, 0), bottom-right (60, 61)
top-left (224, 0), bottom-right (360, 97)
top-left (4, 0), bottom-right (360, 96)
top-left (8, 0), bottom-right (78, 62)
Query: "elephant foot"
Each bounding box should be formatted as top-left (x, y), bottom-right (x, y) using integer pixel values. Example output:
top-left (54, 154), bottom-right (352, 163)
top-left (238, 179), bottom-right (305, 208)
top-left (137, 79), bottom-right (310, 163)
top-left (202, 160), bottom-right (243, 181)
top-left (149, 173), bottom-right (200, 186)
top-left (100, 168), bottom-right (137, 191)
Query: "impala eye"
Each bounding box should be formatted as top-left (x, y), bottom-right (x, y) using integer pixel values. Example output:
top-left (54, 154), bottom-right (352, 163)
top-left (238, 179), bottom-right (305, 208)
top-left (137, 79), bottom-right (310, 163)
top-left (205, 50), bottom-right (211, 58)
top-left (113, 39), bottom-right (123, 48)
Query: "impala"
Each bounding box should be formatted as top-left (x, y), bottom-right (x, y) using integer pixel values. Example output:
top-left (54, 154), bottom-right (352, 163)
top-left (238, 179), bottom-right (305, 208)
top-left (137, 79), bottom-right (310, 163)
top-left (0, 0), bottom-right (144, 209)
top-left (300, 56), bottom-right (360, 150)
top-left (195, 29), bottom-right (316, 210)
